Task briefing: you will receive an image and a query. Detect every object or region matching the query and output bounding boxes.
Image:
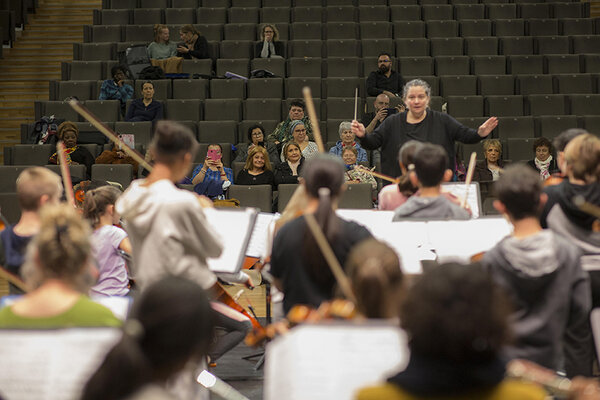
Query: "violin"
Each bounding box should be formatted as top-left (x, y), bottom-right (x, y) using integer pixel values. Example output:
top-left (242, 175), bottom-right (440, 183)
top-left (245, 299), bottom-right (358, 347)
top-left (544, 174), bottom-right (565, 188)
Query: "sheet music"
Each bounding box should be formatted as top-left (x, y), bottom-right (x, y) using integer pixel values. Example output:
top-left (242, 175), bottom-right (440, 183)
top-left (0, 328), bottom-right (121, 400)
top-left (246, 212), bottom-right (279, 259)
top-left (441, 182), bottom-right (481, 218)
top-left (203, 208), bottom-right (258, 274)
top-left (426, 217), bottom-right (512, 263)
top-left (265, 322), bottom-right (408, 400)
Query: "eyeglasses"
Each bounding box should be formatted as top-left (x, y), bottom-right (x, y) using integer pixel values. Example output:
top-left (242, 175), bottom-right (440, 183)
top-left (378, 59), bottom-right (391, 63)
top-left (251, 132), bottom-right (263, 137)
top-left (264, 30), bottom-right (274, 33)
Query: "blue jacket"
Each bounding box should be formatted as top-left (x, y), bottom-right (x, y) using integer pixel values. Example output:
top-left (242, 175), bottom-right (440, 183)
top-left (328, 141), bottom-right (368, 163)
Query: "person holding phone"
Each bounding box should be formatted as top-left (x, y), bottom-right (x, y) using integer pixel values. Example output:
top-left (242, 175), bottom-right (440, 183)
top-left (176, 25), bottom-right (209, 60)
top-left (99, 65), bottom-right (133, 117)
top-left (191, 144), bottom-right (234, 187)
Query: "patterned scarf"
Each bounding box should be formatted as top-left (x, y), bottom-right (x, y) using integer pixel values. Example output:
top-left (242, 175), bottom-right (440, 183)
top-left (535, 155), bottom-right (553, 180)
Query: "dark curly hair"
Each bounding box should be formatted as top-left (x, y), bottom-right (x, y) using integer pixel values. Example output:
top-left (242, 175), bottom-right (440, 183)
top-left (532, 136), bottom-right (553, 154)
top-left (401, 262), bottom-right (511, 363)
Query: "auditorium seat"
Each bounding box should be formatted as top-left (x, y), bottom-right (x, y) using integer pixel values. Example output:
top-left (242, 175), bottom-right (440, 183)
top-left (11, 145), bottom-right (54, 166)
top-left (527, 19), bottom-right (559, 37)
top-left (287, 57), bottom-right (323, 78)
top-left (326, 57), bottom-right (362, 77)
top-left (582, 55), bottom-right (600, 73)
top-left (464, 37), bottom-right (499, 56)
top-left (325, 98), bottom-right (359, 120)
top-left (292, 6), bottom-right (323, 23)
top-left (325, 22), bottom-right (359, 40)
top-left (393, 21), bottom-right (426, 38)
top-left (390, 5), bottom-right (422, 22)
top-left (460, 20), bottom-right (492, 37)
top-left (493, 19), bottom-right (525, 37)
top-left (92, 164), bottom-right (133, 189)
top-left (196, 7), bottom-right (227, 24)
top-left (447, 96), bottom-right (485, 118)
top-left (545, 55), bottom-right (581, 74)
top-left (198, 121), bottom-right (238, 144)
top-left (260, 7), bottom-right (291, 24)
top-left (285, 77), bottom-right (322, 99)
top-left (325, 6), bottom-right (357, 23)
top-left (519, 3), bottom-right (550, 19)
top-left (571, 35), bottom-right (600, 55)
top-left (228, 185), bottom-right (273, 213)
top-left (398, 57), bottom-right (435, 76)
top-left (172, 79), bottom-right (208, 100)
top-left (195, 24), bottom-right (223, 41)
top-left (471, 55), bottom-right (506, 75)
top-left (114, 121), bottom-right (154, 149)
top-left (224, 23), bottom-right (257, 41)
top-left (500, 36), bottom-right (534, 55)
top-left (54, 81), bottom-right (93, 101)
top-left (0, 193), bottom-right (21, 224)
top-left (478, 75), bottom-right (514, 96)
top-left (426, 20), bottom-right (459, 38)
top-left (277, 183), bottom-right (299, 212)
top-left (290, 22), bottom-right (323, 40)
top-left (361, 39), bottom-right (394, 57)
top-left (0, 166), bottom-right (30, 192)
top-left (561, 18), bottom-right (594, 36)
top-left (243, 98), bottom-right (282, 121)
top-left (507, 55), bottom-right (544, 74)
top-left (486, 4), bottom-right (517, 20)
top-left (536, 115), bottom-right (578, 139)
top-left (210, 78), bottom-right (246, 99)
top-left (395, 38), bottom-right (430, 57)
top-left (358, 5), bottom-right (389, 22)
top-left (526, 94), bottom-right (567, 116)
top-left (251, 58), bottom-right (286, 78)
top-left (44, 165), bottom-right (88, 182)
top-left (535, 36), bottom-right (570, 55)
top-left (506, 138), bottom-right (535, 162)
top-left (246, 78), bottom-right (284, 99)
top-left (553, 2), bottom-right (588, 19)
top-left (85, 100), bottom-right (120, 122)
top-left (360, 22), bottom-right (393, 39)
top-left (554, 74), bottom-right (595, 94)
top-left (485, 95), bottom-right (524, 117)
top-left (165, 99), bottom-right (202, 121)
top-left (124, 25), bottom-right (154, 42)
top-left (204, 99), bottom-right (242, 121)
top-left (440, 75), bottom-right (477, 97)
top-left (94, 9), bottom-right (130, 25)
top-left (74, 44), bottom-right (115, 62)
top-left (324, 77), bottom-right (363, 98)
top-left (172, 0), bottom-right (198, 7)
top-left (220, 41), bottom-right (254, 59)
top-left (36, 101), bottom-right (79, 122)
top-left (496, 116), bottom-right (535, 139)
top-left (288, 40), bottom-right (323, 58)
top-left (430, 37), bottom-right (464, 56)
top-left (339, 183), bottom-right (373, 209)
top-left (181, 59), bottom-right (212, 76)
top-left (569, 94), bottom-right (600, 115)
top-left (422, 5), bottom-right (453, 20)
top-left (516, 75), bottom-right (553, 95)
top-left (435, 56), bottom-right (470, 76)
top-left (455, 4), bottom-right (485, 19)
top-left (87, 25), bottom-right (122, 43)
top-left (133, 8), bottom-right (163, 25)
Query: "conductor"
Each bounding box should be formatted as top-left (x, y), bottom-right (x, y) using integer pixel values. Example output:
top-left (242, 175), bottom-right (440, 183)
top-left (352, 79), bottom-right (498, 178)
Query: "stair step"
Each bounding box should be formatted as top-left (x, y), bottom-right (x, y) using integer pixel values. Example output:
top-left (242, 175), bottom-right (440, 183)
top-left (0, 65), bottom-right (60, 72)
top-left (0, 79), bottom-right (52, 87)
top-left (0, 59), bottom-right (62, 67)
top-left (0, 100), bottom-right (35, 108)
top-left (0, 108), bottom-right (35, 118)
top-left (13, 43), bottom-right (73, 49)
top-left (20, 31), bottom-right (82, 39)
top-left (0, 119), bottom-right (35, 129)
top-left (1, 72), bottom-right (60, 79)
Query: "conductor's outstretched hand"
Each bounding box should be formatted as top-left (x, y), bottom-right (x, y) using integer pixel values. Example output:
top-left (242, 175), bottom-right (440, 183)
top-left (478, 117), bottom-right (498, 138)
top-left (351, 120), bottom-right (366, 138)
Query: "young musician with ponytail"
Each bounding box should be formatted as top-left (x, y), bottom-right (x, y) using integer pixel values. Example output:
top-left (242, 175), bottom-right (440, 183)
top-left (270, 155), bottom-right (372, 313)
top-left (83, 185), bottom-right (131, 297)
top-left (0, 204), bottom-right (120, 328)
top-left (82, 276), bottom-right (214, 400)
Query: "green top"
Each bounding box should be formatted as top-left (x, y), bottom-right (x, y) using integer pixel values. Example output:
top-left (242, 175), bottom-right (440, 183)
top-left (147, 42), bottom-right (178, 60)
top-left (0, 296), bottom-right (122, 329)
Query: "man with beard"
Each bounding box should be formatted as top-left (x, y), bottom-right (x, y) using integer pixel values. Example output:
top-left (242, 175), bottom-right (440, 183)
top-left (366, 52), bottom-right (404, 98)
top-left (362, 93), bottom-right (390, 134)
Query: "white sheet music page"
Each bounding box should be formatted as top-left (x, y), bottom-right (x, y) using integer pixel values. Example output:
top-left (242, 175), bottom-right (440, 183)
top-left (427, 217), bottom-right (512, 263)
top-left (246, 212), bottom-right (279, 259)
top-left (336, 210), bottom-right (430, 274)
top-left (0, 328), bottom-right (121, 400)
top-left (441, 183), bottom-right (481, 218)
top-left (264, 322), bottom-right (408, 400)
top-left (203, 208), bottom-right (258, 274)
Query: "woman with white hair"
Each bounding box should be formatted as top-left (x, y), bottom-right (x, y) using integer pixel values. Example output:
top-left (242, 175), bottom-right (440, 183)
top-left (329, 121), bottom-right (368, 162)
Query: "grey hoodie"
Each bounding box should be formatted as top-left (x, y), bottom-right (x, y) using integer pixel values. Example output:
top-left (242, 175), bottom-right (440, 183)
top-left (482, 230), bottom-right (591, 377)
top-left (116, 179), bottom-right (222, 292)
top-left (392, 195), bottom-right (470, 221)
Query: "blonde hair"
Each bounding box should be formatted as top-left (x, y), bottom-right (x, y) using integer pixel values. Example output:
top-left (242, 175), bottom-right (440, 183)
top-left (22, 204), bottom-right (92, 289)
top-left (482, 139), bottom-right (502, 156)
top-left (565, 133), bottom-right (600, 183)
top-left (282, 141), bottom-right (301, 162)
top-left (244, 145), bottom-right (272, 172)
top-left (16, 167), bottom-right (62, 211)
top-left (153, 24), bottom-right (169, 43)
top-left (180, 24), bottom-right (199, 37)
top-left (83, 185), bottom-right (122, 227)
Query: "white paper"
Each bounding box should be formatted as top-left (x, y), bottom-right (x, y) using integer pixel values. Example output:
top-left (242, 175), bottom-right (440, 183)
top-left (0, 328), bottom-right (121, 400)
top-left (265, 322), bottom-right (408, 400)
top-left (246, 212), bottom-right (279, 259)
top-left (203, 208), bottom-right (258, 274)
top-left (441, 182), bottom-right (481, 218)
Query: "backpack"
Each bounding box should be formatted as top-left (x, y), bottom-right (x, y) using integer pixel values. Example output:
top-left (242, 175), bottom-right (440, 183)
top-left (119, 45), bottom-right (152, 79)
top-left (138, 65), bottom-right (165, 80)
top-left (28, 116), bottom-right (64, 145)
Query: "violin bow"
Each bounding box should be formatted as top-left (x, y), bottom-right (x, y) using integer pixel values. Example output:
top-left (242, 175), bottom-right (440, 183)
top-left (304, 213), bottom-right (357, 304)
top-left (56, 141), bottom-right (75, 207)
top-left (354, 164), bottom-right (401, 184)
top-left (302, 87), bottom-right (325, 153)
top-left (68, 99), bottom-right (153, 172)
top-left (461, 152), bottom-right (477, 209)
top-left (574, 195), bottom-right (600, 219)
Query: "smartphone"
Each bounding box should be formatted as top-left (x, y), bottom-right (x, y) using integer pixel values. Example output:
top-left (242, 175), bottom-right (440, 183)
top-left (384, 107), bottom-right (399, 116)
top-left (207, 149), bottom-right (222, 161)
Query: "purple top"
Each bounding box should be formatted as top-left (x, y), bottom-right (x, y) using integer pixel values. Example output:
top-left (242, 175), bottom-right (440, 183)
top-left (90, 225), bottom-right (129, 297)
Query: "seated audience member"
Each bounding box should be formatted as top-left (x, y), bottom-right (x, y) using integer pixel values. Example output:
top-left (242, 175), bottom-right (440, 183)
top-left (540, 128), bottom-right (589, 227)
top-left (191, 144), bottom-right (234, 199)
top-left (527, 137), bottom-right (558, 180)
top-left (366, 52), bottom-right (404, 98)
top-left (82, 276), bottom-right (214, 400)
top-left (0, 167), bottom-right (62, 294)
top-left (483, 164), bottom-right (592, 378)
top-left (267, 99), bottom-right (313, 147)
top-left (234, 124), bottom-right (279, 166)
top-left (274, 141), bottom-right (305, 186)
top-left (545, 134), bottom-right (600, 309)
top-left (362, 94), bottom-right (390, 135)
top-left (48, 121), bottom-right (95, 179)
top-left (356, 263), bottom-right (547, 400)
top-left (125, 81), bottom-right (163, 123)
top-left (342, 147), bottom-right (377, 190)
top-left (147, 24), bottom-right (182, 74)
top-left (271, 155), bottom-right (372, 313)
top-left (281, 120), bottom-right (318, 161)
top-left (473, 139), bottom-right (504, 182)
top-left (329, 121), bottom-right (368, 162)
top-left (378, 140), bottom-right (422, 211)
top-left (83, 186), bottom-right (131, 297)
top-left (176, 24), bottom-right (209, 60)
top-left (99, 65), bottom-right (133, 117)
top-left (255, 23), bottom-right (284, 58)
top-left (346, 239), bottom-right (404, 319)
top-left (236, 145), bottom-right (275, 188)
top-left (95, 142), bottom-right (140, 179)
top-left (0, 204), bottom-right (121, 328)
top-left (393, 144), bottom-right (470, 220)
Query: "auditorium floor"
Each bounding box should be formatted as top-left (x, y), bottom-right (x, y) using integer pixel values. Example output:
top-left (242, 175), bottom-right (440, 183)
top-left (211, 325), bottom-right (265, 400)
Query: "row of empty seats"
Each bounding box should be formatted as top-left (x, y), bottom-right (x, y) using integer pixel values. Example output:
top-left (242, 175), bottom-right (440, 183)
top-left (92, 3), bottom-right (589, 25)
top-left (101, 0), bottom-right (586, 8)
top-left (73, 36), bottom-right (600, 61)
top-left (50, 73), bottom-right (600, 103)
